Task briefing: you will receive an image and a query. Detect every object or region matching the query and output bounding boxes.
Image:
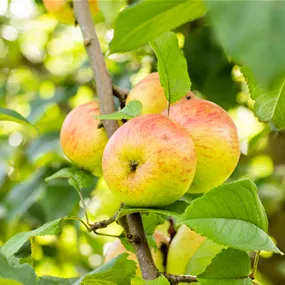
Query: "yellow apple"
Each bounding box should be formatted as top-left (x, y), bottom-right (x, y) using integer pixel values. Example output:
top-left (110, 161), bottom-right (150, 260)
top-left (126, 73), bottom-right (168, 115)
top-left (60, 101), bottom-right (108, 176)
top-left (164, 97), bottom-right (240, 193)
top-left (102, 114), bottom-right (196, 207)
top-left (43, 0), bottom-right (98, 25)
top-left (166, 225), bottom-right (205, 275)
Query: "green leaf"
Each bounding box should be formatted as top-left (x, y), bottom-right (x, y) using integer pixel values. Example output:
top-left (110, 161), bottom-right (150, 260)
top-left (118, 200), bottom-right (189, 219)
top-left (142, 213), bottom-right (165, 235)
top-left (197, 248), bottom-right (252, 285)
top-left (4, 170), bottom-right (46, 222)
top-left (27, 132), bottom-right (62, 164)
top-left (244, 69), bottom-right (285, 130)
top-left (73, 253), bottom-right (136, 285)
top-left (186, 239), bottom-right (225, 276)
top-left (144, 276), bottom-right (170, 285)
top-left (45, 167), bottom-right (95, 191)
top-left (1, 218), bottom-right (64, 258)
top-left (0, 107), bottom-right (35, 128)
top-left (110, 0), bottom-right (206, 53)
top-left (0, 278), bottom-right (23, 285)
top-left (206, 0), bottom-right (285, 90)
top-left (95, 100), bottom-right (142, 120)
top-left (0, 253), bottom-right (37, 285)
top-left (178, 179), bottom-right (282, 253)
top-left (150, 31), bottom-right (191, 103)
top-left (37, 276), bottom-right (79, 285)
top-left (99, 0), bottom-right (126, 26)
top-left (142, 214), bottom-right (166, 250)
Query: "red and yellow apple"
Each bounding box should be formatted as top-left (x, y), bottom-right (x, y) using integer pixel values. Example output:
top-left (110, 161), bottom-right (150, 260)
top-left (126, 73), bottom-right (168, 115)
top-left (166, 225), bottom-right (205, 275)
top-left (43, 0), bottom-right (98, 25)
top-left (164, 97), bottom-right (240, 193)
top-left (60, 101), bottom-right (108, 176)
top-left (102, 114), bottom-right (196, 207)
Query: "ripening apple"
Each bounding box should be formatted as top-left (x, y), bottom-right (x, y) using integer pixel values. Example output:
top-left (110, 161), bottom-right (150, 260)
top-left (166, 225), bottom-right (205, 275)
top-left (60, 101), bottom-right (108, 176)
top-left (126, 73), bottom-right (168, 115)
top-left (163, 97), bottom-right (240, 193)
top-left (102, 114), bottom-right (196, 207)
top-left (89, 178), bottom-right (121, 217)
top-left (43, 0), bottom-right (98, 25)
top-left (105, 231), bottom-right (169, 279)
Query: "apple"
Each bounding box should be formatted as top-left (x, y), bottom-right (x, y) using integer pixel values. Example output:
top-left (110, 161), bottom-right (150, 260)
top-left (104, 231), bottom-right (169, 274)
top-left (89, 178), bottom-right (121, 217)
top-left (43, 0), bottom-right (98, 25)
top-left (126, 73), bottom-right (168, 115)
top-left (102, 114), bottom-right (196, 207)
top-left (163, 97), bottom-right (240, 193)
top-left (166, 225), bottom-right (205, 275)
top-left (60, 101), bottom-right (108, 176)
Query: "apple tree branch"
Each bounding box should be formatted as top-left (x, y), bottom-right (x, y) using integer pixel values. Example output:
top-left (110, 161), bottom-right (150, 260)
top-left (73, 0), bottom-right (158, 280)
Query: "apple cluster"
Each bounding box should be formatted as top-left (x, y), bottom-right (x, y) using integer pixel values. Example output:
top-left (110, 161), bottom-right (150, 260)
top-left (60, 72), bottom-right (240, 208)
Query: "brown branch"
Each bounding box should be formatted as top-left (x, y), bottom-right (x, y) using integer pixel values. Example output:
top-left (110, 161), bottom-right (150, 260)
top-left (112, 85), bottom-right (129, 108)
top-left (164, 273), bottom-right (198, 284)
top-left (73, 0), bottom-right (118, 138)
top-left (127, 213), bottom-right (159, 279)
top-left (73, 0), bottom-right (158, 280)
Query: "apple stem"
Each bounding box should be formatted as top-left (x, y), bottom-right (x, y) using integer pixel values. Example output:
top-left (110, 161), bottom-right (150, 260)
top-left (73, 0), bottom-right (158, 280)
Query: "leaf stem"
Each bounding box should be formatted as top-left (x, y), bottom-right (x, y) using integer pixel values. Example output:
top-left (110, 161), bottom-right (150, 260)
top-left (250, 251), bottom-right (261, 280)
top-left (65, 216), bottom-right (90, 231)
top-left (76, 189), bottom-right (90, 226)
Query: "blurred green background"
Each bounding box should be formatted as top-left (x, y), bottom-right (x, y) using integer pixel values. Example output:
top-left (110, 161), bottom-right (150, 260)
top-left (0, 1), bottom-right (284, 284)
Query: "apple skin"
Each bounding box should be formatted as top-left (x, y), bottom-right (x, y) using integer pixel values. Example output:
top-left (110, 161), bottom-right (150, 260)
top-left (102, 114), bottom-right (196, 207)
top-left (163, 97), bottom-right (240, 193)
top-left (60, 101), bottom-right (108, 176)
top-left (43, 0), bottom-right (98, 25)
top-left (166, 225), bottom-right (206, 275)
top-left (126, 73), bottom-right (168, 115)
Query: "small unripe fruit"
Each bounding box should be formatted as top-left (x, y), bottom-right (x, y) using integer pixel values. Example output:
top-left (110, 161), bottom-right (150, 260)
top-left (43, 0), bottom-right (98, 25)
top-left (60, 101), bottom-right (108, 176)
top-left (126, 73), bottom-right (168, 115)
top-left (166, 225), bottom-right (205, 275)
top-left (164, 97), bottom-right (240, 193)
top-left (102, 114), bottom-right (196, 207)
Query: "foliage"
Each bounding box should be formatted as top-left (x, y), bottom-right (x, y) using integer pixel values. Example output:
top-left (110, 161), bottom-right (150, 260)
top-left (1, 1), bottom-right (285, 285)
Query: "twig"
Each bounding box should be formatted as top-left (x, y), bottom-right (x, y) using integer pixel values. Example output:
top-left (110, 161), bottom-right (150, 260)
top-left (89, 204), bottom-right (123, 231)
top-left (164, 273), bottom-right (198, 284)
top-left (73, 1), bottom-right (158, 280)
top-left (113, 85), bottom-right (129, 109)
top-left (73, 0), bottom-right (118, 138)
